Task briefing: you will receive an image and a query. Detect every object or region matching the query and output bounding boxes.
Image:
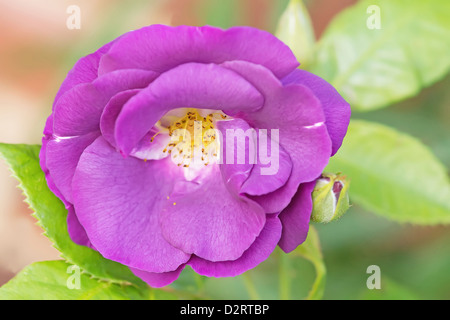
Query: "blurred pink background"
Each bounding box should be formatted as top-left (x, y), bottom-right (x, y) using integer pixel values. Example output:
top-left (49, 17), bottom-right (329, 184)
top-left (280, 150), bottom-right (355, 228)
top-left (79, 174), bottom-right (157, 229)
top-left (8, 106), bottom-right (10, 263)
top-left (0, 0), bottom-right (356, 286)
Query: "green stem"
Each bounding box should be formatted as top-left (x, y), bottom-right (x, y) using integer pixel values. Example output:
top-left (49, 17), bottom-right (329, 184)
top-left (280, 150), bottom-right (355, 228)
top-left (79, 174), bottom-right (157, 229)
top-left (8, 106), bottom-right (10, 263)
top-left (241, 273), bottom-right (260, 300)
top-left (279, 252), bottom-right (291, 300)
top-left (306, 260), bottom-right (326, 300)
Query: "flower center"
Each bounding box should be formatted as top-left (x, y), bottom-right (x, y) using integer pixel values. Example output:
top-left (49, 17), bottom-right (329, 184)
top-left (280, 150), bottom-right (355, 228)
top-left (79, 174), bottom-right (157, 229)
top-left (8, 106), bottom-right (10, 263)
top-left (152, 109), bottom-right (227, 168)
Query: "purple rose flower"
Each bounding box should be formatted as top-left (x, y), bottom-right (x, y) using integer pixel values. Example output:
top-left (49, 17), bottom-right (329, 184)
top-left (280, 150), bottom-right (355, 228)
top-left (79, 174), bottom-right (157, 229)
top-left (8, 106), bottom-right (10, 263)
top-left (40, 25), bottom-right (350, 287)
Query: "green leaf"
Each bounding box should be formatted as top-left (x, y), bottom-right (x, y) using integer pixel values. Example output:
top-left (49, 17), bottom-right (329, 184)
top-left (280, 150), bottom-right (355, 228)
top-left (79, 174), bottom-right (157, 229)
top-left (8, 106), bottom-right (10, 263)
top-left (0, 143), bottom-right (145, 286)
top-left (326, 120), bottom-right (450, 224)
top-left (293, 226), bottom-right (326, 300)
top-left (0, 260), bottom-right (178, 300)
top-left (312, 0), bottom-right (450, 111)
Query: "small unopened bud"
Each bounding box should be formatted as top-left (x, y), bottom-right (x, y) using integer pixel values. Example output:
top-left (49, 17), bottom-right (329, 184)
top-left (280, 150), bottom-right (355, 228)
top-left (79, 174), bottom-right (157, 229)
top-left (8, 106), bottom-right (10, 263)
top-left (311, 173), bottom-right (350, 223)
top-left (275, 0), bottom-right (316, 67)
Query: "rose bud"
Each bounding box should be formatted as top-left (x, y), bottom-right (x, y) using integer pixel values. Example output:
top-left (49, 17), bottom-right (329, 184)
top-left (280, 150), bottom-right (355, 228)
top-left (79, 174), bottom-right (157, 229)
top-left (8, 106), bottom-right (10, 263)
top-left (311, 173), bottom-right (350, 223)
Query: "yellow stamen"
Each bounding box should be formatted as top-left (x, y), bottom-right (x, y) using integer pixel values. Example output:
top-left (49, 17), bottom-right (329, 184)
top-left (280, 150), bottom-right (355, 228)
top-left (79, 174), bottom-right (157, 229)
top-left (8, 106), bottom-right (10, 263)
top-left (159, 109), bottom-right (226, 166)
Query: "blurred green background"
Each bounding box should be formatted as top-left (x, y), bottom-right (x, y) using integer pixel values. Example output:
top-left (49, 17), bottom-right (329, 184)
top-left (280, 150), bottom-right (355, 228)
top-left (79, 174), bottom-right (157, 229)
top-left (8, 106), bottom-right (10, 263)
top-left (0, 0), bottom-right (448, 299)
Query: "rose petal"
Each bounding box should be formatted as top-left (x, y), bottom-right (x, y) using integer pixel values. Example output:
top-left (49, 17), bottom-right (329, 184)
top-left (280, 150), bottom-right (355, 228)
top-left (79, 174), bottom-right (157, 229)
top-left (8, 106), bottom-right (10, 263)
top-left (72, 137), bottom-right (191, 273)
top-left (53, 39), bottom-right (117, 108)
top-left (130, 264), bottom-right (185, 288)
top-left (216, 119), bottom-right (293, 197)
top-left (53, 69), bottom-right (158, 137)
top-left (99, 25), bottom-right (298, 79)
top-left (278, 181), bottom-right (316, 253)
top-left (282, 69), bottom-right (351, 156)
top-left (40, 115), bottom-right (67, 204)
top-left (67, 205), bottom-right (95, 249)
top-left (240, 130), bottom-right (293, 196)
top-left (189, 215), bottom-right (282, 277)
top-left (160, 164), bottom-right (266, 262)
top-left (100, 89), bottom-right (140, 147)
top-left (222, 61), bottom-right (331, 213)
top-left (216, 118), bottom-right (255, 195)
top-left (45, 131), bottom-right (100, 203)
top-left (129, 129), bottom-right (171, 161)
top-left (115, 63), bottom-right (264, 156)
